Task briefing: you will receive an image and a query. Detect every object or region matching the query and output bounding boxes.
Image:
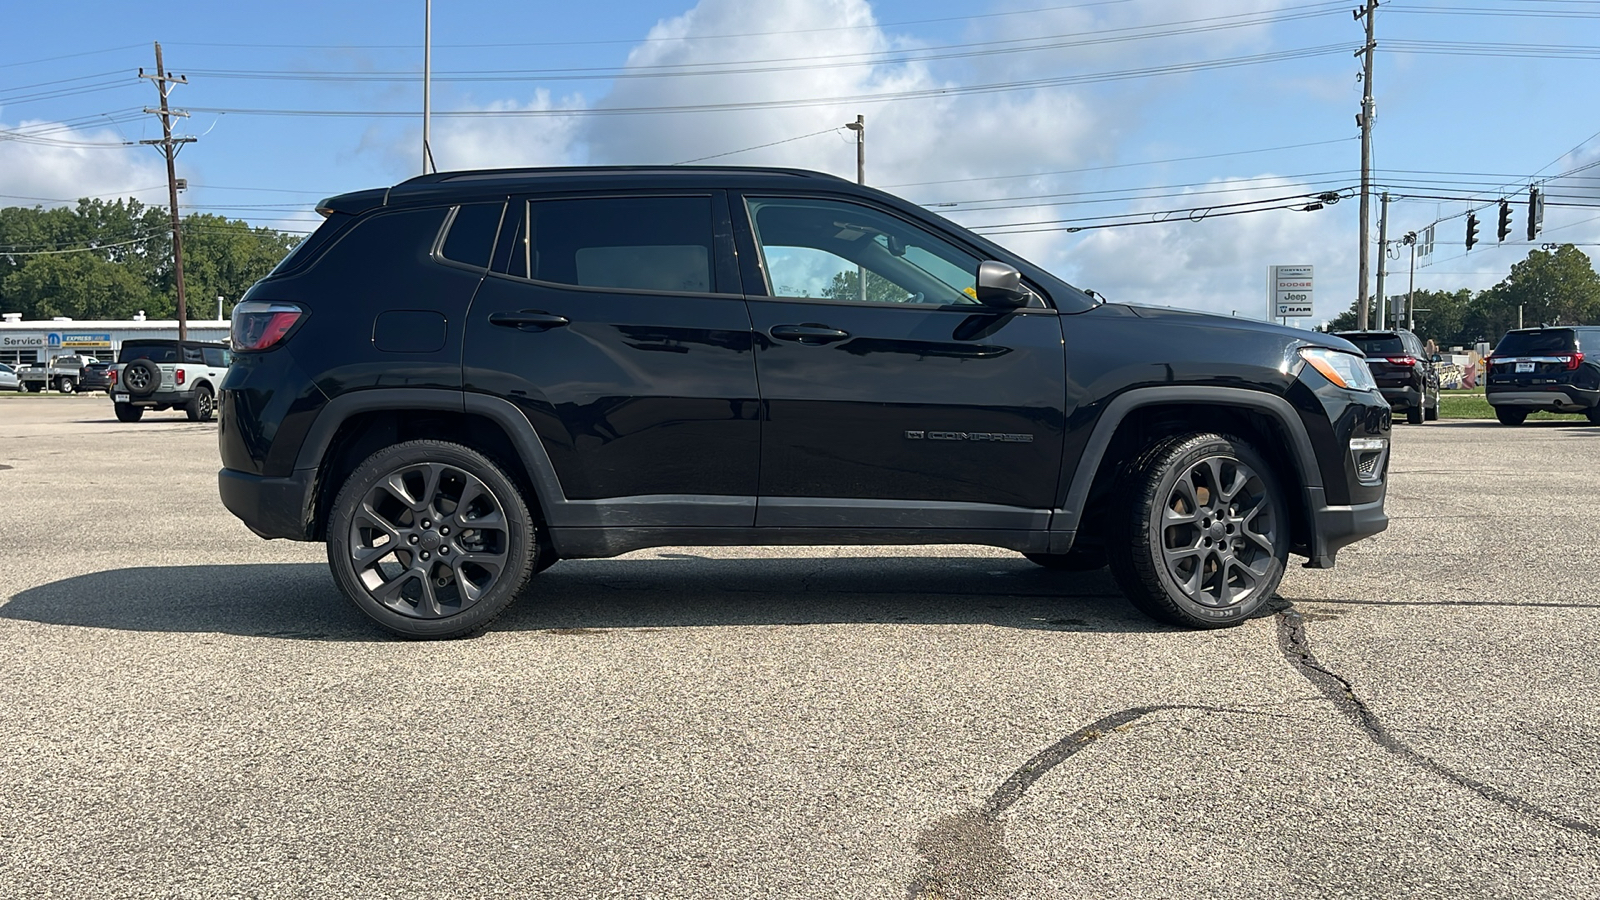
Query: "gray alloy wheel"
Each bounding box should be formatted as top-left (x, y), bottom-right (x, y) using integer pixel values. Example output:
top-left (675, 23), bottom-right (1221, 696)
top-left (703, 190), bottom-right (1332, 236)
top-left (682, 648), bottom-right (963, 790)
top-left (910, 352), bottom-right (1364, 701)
top-left (56, 376), bottom-right (74, 394)
top-left (186, 386), bottom-right (214, 422)
top-left (327, 440), bottom-right (536, 639)
top-left (122, 359), bottom-right (161, 396)
top-left (1108, 433), bottom-right (1288, 628)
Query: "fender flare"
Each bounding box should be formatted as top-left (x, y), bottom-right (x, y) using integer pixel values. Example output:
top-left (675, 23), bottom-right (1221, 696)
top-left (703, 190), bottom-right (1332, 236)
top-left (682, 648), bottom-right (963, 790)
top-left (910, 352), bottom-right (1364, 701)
top-left (1051, 385), bottom-right (1325, 541)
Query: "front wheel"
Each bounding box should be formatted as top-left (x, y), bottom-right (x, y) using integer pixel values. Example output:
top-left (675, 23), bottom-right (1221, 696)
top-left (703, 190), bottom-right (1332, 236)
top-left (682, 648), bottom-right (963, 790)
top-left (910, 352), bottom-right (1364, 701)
top-left (185, 386), bottom-right (214, 422)
top-left (1495, 407), bottom-right (1527, 426)
top-left (326, 440), bottom-right (537, 639)
top-left (1107, 433), bottom-right (1288, 629)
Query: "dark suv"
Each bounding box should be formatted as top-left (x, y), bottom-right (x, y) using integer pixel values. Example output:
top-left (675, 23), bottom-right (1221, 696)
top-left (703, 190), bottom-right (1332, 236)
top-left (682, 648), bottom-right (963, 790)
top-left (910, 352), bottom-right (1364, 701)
top-left (1333, 330), bottom-right (1440, 425)
top-left (1485, 326), bottom-right (1600, 425)
top-left (218, 166), bottom-right (1390, 638)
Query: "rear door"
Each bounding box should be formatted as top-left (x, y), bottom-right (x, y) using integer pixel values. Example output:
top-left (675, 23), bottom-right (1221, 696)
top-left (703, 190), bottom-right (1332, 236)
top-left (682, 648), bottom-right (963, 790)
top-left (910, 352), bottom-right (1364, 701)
top-left (734, 192), bottom-right (1067, 529)
top-left (463, 191), bottom-right (760, 524)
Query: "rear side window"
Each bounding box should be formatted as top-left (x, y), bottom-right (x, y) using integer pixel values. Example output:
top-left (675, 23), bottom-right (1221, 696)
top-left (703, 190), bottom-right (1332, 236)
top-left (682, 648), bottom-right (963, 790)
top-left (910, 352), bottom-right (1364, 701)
top-left (183, 346), bottom-right (205, 364)
top-left (1495, 329), bottom-right (1576, 356)
top-left (499, 196), bottom-right (716, 294)
top-left (440, 202), bottom-right (504, 269)
top-left (202, 347), bottom-right (232, 367)
top-left (267, 212), bottom-right (351, 277)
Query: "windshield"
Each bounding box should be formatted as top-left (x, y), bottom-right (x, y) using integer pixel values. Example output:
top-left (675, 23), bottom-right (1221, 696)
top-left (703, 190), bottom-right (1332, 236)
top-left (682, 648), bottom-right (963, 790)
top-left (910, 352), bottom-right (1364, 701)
top-left (1494, 329), bottom-right (1576, 356)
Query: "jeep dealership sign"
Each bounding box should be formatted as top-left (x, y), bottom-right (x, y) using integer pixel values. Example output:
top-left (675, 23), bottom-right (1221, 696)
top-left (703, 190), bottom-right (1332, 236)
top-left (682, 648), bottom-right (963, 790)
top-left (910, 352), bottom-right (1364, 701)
top-left (1269, 265), bottom-right (1314, 318)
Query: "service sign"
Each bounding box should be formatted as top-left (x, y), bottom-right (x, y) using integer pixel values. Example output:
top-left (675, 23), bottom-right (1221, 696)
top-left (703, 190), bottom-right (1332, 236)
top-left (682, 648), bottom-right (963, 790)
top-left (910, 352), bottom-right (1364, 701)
top-left (1271, 265), bottom-right (1314, 317)
top-left (1, 335), bottom-right (45, 348)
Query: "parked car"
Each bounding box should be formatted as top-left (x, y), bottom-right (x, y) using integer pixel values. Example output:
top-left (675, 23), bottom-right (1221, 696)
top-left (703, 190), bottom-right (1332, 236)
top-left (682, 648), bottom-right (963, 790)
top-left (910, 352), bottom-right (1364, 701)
top-left (109, 339), bottom-right (231, 422)
top-left (18, 354), bottom-right (98, 393)
top-left (1484, 326), bottom-right (1600, 425)
top-left (0, 363), bottom-right (21, 392)
top-left (76, 361), bottom-right (113, 393)
top-left (218, 165), bottom-right (1391, 639)
top-left (1332, 329), bottom-right (1440, 425)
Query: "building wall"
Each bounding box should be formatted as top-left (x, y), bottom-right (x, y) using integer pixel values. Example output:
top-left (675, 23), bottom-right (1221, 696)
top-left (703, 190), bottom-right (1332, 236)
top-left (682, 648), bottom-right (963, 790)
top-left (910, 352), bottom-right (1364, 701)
top-left (0, 320), bottom-right (231, 367)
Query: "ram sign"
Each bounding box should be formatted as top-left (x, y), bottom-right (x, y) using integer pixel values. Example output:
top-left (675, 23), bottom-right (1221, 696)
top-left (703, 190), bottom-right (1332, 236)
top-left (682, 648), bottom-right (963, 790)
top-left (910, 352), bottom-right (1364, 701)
top-left (1270, 265), bottom-right (1314, 318)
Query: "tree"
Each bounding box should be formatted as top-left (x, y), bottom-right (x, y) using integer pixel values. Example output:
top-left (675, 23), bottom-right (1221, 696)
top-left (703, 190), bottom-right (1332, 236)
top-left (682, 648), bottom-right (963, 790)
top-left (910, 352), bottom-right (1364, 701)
top-left (1465, 245), bottom-right (1600, 341)
top-left (1, 252), bottom-right (156, 320)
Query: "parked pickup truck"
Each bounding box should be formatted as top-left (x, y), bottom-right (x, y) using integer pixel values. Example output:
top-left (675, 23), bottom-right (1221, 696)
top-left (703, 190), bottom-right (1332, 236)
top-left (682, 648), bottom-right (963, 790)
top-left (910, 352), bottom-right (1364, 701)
top-left (109, 339), bottom-right (231, 422)
top-left (19, 355), bottom-right (100, 393)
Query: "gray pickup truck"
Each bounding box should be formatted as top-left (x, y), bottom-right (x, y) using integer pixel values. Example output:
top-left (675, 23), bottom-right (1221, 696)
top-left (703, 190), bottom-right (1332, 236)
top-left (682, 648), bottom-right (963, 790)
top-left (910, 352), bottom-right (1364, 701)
top-left (110, 339), bottom-right (231, 422)
top-left (19, 354), bottom-right (99, 393)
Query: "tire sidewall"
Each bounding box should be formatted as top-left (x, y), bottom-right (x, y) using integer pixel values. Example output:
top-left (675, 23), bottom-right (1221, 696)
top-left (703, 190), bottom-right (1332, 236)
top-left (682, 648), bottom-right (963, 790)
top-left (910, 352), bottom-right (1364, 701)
top-left (326, 440), bottom-right (536, 639)
top-left (125, 359), bottom-right (161, 396)
top-left (1129, 434), bottom-right (1288, 627)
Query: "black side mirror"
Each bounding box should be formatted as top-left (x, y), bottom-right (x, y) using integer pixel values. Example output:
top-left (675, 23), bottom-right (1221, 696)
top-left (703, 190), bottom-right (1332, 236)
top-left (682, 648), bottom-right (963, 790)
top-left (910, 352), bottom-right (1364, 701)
top-left (974, 261), bottom-right (1030, 308)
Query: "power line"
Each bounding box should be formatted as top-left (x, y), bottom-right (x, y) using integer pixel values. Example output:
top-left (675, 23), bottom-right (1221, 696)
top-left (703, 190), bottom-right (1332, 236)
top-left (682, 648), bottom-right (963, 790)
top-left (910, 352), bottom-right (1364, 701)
top-left (671, 126), bottom-right (845, 165)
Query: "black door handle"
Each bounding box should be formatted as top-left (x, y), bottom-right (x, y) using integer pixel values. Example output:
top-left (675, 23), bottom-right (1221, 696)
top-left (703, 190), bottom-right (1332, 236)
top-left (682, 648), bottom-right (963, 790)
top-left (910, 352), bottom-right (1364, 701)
top-left (489, 311), bottom-right (570, 331)
top-left (770, 324), bottom-right (850, 344)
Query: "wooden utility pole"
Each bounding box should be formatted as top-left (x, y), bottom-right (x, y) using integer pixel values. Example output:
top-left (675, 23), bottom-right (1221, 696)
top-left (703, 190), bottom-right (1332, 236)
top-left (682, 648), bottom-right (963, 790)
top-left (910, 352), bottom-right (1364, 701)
top-left (1375, 191), bottom-right (1390, 330)
top-left (140, 42), bottom-right (195, 341)
top-left (1355, 0), bottom-right (1378, 330)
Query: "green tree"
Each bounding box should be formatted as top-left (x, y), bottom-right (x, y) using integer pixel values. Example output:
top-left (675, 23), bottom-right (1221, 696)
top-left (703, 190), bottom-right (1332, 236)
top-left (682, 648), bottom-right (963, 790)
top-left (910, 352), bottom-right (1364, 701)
top-left (179, 214), bottom-right (301, 319)
top-left (1464, 245), bottom-right (1600, 342)
top-left (1, 252), bottom-right (156, 320)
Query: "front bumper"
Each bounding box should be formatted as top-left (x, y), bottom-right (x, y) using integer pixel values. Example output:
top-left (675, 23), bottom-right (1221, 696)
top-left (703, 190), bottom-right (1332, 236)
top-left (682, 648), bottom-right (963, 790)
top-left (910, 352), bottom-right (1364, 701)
top-left (218, 467), bottom-right (317, 541)
top-left (1303, 488), bottom-right (1388, 568)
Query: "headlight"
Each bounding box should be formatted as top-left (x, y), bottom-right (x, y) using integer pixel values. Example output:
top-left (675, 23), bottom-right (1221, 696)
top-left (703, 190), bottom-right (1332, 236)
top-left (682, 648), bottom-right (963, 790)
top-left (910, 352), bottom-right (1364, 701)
top-left (1299, 347), bottom-right (1378, 392)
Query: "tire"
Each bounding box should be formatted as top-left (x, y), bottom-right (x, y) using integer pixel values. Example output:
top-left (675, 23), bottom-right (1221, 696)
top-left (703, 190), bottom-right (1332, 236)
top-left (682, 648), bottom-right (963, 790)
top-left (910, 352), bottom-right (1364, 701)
top-left (1406, 402), bottom-right (1423, 425)
top-left (114, 404), bottom-right (144, 423)
top-left (1023, 546), bottom-right (1108, 571)
top-left (1586, 406), bottom-right (1600, 425)
top-left (1424, 392), bottom-right (1440, 421)
top-left (24, 381), bottom-right (40, 393)
top-left (1495, 407), bottom-right (1527, 426)
top-left (326, 440), bottom-right (537, 639)
top-left (1107, 433), bottom-right (1289, 629)
top-left (55, 376), bottom-right (75, 394)
top-left (185, 386), bottom-right (214, 422)
top-left (122, 359), bottom-right (162, 397)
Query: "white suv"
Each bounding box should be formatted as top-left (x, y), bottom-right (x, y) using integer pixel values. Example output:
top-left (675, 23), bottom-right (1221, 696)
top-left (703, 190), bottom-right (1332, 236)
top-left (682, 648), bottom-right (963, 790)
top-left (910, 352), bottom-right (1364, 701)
top-left (110, 339), bottom-right (232, 422)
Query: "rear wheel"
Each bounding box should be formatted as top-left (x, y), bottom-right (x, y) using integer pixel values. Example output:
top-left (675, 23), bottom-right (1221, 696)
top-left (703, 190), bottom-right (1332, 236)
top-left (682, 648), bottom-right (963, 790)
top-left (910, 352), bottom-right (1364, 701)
top-left (114, 404), bottom-right (144, 423)
top-left (1425, 388), bottom-right (1440, 421)
top-left (185, 385), bottom-right (214, 422)
top-left (1406, 402), bottom-right (1424, 425)
top-left (1586, 406), bottom-right (1600, 425)
top-left (1495, 407), bottom-right (1527, 426)
top-left (1107, 433), bottom-right (1288, 628)
top-left (327, 440), bottom-right (537, 639)
top-left (55, 377), bottom-right (75, 394)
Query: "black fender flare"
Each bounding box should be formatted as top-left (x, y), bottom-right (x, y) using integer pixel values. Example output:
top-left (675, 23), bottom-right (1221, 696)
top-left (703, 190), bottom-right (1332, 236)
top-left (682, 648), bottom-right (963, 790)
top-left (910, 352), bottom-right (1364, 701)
top-left (1049, 385), bottom-right (1325, 547)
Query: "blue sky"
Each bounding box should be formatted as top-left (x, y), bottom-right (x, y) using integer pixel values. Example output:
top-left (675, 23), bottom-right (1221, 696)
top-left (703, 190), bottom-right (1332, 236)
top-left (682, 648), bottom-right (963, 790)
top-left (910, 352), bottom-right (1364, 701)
top-left (5, 0), bottom-right (1600, 326)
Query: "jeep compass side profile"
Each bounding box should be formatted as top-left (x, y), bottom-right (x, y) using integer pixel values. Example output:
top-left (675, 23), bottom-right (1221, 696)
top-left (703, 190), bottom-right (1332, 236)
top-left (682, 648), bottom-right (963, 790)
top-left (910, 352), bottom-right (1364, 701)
top-left (218, 166), bottom-right (1389, 638)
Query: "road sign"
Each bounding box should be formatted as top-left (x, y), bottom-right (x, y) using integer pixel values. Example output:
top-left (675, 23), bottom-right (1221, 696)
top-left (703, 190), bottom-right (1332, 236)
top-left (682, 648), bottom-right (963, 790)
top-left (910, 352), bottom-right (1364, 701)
top-left (1270, 265), bottom-right (1314, 317)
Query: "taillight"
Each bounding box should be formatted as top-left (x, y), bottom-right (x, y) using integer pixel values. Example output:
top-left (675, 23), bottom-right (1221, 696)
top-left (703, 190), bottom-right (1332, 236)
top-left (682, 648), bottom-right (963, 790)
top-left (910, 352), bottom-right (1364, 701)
top-left (1565, 352), bottom-right (1584, 370)
top-left (1385, 356), bottom-right (1416, 367)
top-left (232, 300), bottom-right (305, 351)
top-left (175, 369), bottom-right (186, 386)
top-left (108, 369), bottom-right (118, 386)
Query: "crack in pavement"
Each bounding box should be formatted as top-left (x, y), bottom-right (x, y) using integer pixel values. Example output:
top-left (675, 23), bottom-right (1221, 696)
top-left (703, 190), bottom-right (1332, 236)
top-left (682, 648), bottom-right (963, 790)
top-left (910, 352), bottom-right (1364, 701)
top-left (1275, 606), bottom-right (1598, 838)
top-left (905, 704), bottom-right (1232, 900)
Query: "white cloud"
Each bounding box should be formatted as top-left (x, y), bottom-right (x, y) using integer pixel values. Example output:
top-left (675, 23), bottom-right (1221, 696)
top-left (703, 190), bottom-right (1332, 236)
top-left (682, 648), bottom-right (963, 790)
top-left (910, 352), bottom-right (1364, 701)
top-left (0, 119), bottom-right (167, 208)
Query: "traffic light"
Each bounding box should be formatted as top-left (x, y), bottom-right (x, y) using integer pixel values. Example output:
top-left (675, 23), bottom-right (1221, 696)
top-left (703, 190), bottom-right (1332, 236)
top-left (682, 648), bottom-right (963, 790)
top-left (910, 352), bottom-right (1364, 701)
top-left (1527, 187), bottom-right (1545, 241)
top-left (1497, 199), bottom-right (1513, 242)
top-left (1466, 212), bottom-right (1479, 251)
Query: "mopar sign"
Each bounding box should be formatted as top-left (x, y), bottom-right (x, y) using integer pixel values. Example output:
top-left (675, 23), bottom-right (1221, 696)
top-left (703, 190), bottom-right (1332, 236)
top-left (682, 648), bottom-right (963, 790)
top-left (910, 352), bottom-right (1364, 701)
top-left (1269, 265), bottom-right (1314, 318)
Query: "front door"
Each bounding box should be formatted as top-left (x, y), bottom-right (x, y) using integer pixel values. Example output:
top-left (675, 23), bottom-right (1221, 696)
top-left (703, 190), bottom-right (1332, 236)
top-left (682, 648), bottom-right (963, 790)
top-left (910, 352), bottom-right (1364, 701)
top-left (735, 194), bottom-right (1067, 528)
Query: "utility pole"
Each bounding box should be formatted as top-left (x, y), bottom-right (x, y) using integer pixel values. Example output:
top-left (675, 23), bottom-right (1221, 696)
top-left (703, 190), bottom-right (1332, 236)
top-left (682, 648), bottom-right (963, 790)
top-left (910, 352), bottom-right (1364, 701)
top-left (845, 115), bottom-right (865, 185)
top-left (140, 42), bottom-right (195, 341)
top-left (1404, 232), bottom-right (1417, 331)
top-left (422, 0), bottom-right (433, 175)
top-left (1375, 191), bottom-right (1389, 332)
top-left (1355, 0), bottom-right (1378, 330)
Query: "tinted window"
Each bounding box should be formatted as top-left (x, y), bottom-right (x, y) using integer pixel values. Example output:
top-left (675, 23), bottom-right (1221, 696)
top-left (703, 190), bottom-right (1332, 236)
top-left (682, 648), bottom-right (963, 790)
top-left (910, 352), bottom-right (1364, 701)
top-left (501, 196), bottom-right (716, 294)
top-left (202, 347), bottom-right (232, 367)
top-left (1494, 329), bottom-right (1576, 356)
top-left (746, 196), bottom-right (983, 306)
top-left (1342, 335), bottom-right (1405, 356)
top-left (440, 202), bottom-right (504, 269)
top-left (120, 343), bottom-right (179, 363)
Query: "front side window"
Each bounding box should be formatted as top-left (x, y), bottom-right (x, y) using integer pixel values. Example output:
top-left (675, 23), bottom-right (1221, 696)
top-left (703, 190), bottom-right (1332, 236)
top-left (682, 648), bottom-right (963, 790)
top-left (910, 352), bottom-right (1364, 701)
top-left (745, 196), bottom-right (983, 306)
top-left (500, 196), bottom-right (716, 294)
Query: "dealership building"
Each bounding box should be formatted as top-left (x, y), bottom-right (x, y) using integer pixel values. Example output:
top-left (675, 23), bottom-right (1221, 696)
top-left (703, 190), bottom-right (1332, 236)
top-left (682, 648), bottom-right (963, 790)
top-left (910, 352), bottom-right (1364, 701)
top-left (0, 314), bottom-right (230, 368)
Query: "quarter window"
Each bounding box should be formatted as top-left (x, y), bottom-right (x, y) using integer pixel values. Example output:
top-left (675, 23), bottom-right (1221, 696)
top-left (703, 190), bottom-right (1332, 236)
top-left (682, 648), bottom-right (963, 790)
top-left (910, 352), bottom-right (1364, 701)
top-left (746, 197), bottom-right (983, 306)
top-left (440, 202), bottom-right (505, 269)
top-left (500, 196), bottom-right (716, 294)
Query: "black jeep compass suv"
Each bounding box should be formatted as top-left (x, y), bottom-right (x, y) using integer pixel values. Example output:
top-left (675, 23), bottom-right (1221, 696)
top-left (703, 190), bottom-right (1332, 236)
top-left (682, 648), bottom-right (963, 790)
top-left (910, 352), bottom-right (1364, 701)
top-left (218, 166), bottom-right (1390, 638)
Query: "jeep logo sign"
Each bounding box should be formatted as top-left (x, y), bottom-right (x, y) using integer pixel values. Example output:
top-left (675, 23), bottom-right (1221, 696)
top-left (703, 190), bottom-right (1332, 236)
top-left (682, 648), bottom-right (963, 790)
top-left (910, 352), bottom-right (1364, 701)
top-left (1270, 264), bottom-right (1314, 318)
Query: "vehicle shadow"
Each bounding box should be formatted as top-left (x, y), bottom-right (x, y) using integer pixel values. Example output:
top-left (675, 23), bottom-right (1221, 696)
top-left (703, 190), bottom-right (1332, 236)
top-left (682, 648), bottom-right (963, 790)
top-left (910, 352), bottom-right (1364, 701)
top-left (0, 556), bottom-right (1162, 641)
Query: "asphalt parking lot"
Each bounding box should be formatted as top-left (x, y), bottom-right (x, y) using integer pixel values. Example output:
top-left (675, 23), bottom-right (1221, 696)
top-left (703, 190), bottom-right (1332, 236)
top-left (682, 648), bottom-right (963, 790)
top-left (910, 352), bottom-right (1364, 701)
top-left (1, 395), bottom-right (1596, 899)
